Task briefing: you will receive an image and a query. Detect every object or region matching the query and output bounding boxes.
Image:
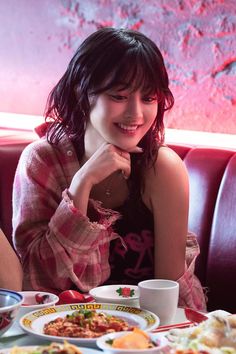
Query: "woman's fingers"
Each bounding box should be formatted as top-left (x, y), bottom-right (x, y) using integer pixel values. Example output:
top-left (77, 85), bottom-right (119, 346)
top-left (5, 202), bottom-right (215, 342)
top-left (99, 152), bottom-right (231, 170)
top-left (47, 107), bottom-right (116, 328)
top-left (128, 146), bottom-right (143, 153)
top-left (114, 149), bottom-right (131, 179)
top-left (80, 143), bottom-right (142, 184)
top-left (116, 147), bottom-right (143, 159)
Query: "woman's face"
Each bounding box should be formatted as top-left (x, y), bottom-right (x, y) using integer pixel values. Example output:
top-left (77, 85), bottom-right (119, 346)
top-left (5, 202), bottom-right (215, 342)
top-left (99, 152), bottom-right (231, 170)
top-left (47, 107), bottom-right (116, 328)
top-left (86, 86), bottom-right (158, 152)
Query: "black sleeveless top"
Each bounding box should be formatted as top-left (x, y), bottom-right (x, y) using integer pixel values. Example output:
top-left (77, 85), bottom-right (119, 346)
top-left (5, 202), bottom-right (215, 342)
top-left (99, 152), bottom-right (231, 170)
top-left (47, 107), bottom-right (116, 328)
top-left (106, 195), bottom-right (155, 285)
top-left (72, 140), bottom-right (155, 285)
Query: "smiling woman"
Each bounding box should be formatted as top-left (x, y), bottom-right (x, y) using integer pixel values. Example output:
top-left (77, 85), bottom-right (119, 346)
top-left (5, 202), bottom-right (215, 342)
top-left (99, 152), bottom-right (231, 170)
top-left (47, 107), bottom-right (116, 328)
top-left (12, 27), bottom-right (205, 311)
top-left (88, 87), bottom-right (158, 155)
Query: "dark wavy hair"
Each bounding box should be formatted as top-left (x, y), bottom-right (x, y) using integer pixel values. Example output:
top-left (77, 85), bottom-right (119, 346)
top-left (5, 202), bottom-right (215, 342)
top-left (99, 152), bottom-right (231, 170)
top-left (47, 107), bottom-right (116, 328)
top-left (45, 27), bottom-right (174, 190)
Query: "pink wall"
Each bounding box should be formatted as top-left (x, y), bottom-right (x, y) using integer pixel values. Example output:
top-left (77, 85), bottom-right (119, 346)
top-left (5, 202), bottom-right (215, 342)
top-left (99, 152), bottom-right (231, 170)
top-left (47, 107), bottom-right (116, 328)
top-left (0, 0), bottom-right (235, 134)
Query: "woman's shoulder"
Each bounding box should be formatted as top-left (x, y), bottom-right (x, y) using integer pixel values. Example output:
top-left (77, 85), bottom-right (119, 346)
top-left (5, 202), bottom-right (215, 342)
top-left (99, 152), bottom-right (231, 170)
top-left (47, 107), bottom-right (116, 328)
top-left (19, 137), bottom-right (54, 162)
top-left (21, 135), bottom-right (74, 160)
top-left (22, 137), bottom-right (50, 151)
top-left (151, 145), bottom-right (187, 176)
top-left (143, 145), bottom-right (189, 200)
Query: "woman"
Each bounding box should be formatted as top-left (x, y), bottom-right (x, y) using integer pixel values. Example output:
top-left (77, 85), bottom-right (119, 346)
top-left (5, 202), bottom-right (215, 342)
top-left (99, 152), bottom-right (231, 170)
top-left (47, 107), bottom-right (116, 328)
top-left (0, 228), bottom-right (22, 290)
top-left (13, 27), bottom-right (206, 310)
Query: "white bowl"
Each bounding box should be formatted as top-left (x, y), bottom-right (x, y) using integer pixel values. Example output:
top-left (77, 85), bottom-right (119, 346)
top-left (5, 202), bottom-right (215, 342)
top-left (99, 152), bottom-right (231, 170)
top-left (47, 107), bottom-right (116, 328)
top-left (96, 330), bottom-right (169, 354)
top-left (0, 288), bottom-right (23, 336)
top-left (89, 285), bottom-right (140, 307)
top-left (17, 291), bottom-right (59, 319)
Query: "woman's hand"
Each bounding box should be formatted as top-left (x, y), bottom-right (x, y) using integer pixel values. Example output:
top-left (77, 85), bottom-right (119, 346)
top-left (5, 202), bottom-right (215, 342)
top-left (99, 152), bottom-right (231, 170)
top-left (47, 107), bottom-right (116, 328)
top-left (80, 143), bottom-right (142, 184)
top-left (68, 143), bottom-right (142, 213)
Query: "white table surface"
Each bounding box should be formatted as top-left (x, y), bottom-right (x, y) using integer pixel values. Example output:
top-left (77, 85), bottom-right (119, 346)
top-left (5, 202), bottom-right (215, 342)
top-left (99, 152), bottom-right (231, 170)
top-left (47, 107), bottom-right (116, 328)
top-left (0, 307), bottom-right (187, 350)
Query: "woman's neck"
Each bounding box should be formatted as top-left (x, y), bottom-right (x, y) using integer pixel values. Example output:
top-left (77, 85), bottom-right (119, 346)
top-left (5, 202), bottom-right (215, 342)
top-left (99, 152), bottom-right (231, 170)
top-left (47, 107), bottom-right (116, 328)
top-left (84, 122), bottom-right (106, 161)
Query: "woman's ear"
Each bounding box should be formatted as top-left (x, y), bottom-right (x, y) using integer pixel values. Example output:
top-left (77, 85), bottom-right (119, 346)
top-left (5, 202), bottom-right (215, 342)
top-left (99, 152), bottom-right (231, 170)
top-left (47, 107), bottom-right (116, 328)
top-left (88, 92), bottom-right (97, 108)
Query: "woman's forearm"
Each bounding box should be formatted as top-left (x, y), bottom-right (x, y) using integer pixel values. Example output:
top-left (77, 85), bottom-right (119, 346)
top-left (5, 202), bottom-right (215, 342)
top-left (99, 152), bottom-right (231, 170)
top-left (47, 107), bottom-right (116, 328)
top-left (68, 170), bottom-right (93, 214)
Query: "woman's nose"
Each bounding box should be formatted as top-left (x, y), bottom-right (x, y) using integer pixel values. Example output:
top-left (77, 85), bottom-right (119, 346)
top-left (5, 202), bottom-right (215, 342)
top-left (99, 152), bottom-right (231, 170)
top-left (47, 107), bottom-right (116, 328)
top-left (126, 97), bottom-right (143, 120)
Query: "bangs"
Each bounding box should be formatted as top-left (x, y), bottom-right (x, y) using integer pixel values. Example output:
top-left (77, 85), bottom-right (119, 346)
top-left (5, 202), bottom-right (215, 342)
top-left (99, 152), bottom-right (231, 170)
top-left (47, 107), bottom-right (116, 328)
top-left (92, 48), bottom-right (165, 99)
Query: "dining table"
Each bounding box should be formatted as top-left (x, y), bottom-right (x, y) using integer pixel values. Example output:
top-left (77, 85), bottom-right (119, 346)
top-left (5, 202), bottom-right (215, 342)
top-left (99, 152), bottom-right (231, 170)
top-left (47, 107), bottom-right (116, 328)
top-left (0, 307), bottom-right (190, 351)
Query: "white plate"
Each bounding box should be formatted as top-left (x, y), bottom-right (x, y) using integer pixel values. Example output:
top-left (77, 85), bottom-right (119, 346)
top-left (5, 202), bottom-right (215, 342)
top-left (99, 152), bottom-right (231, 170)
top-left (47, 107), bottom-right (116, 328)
top-left (97, 331), bottom-right (170, 353)
top-left (20, 303), bottom-right (160, 346)
top-left (89, 284), bottom-right (139, 307)
top-left (0, 345), bottom-right (101, 354)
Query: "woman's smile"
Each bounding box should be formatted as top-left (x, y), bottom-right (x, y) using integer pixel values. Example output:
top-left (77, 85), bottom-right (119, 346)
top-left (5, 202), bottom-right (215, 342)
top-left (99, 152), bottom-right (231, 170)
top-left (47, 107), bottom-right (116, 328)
top-left (115, 123), bottom-right (142, 135)
top-left (88, 89), bottom-right (157, 151)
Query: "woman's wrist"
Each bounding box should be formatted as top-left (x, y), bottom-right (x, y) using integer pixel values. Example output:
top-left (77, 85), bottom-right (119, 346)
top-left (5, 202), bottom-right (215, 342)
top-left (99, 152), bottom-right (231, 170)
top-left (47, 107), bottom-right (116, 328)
top-left (68, 175), bottom-right (93, 213)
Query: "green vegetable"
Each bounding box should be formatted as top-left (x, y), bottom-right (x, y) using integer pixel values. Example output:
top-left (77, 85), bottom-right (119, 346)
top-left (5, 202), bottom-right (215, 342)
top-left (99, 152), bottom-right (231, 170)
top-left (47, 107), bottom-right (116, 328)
top-left (106, 339), bottom-right (114, 346)
top-left (66, 309), bottom-right (93, 320)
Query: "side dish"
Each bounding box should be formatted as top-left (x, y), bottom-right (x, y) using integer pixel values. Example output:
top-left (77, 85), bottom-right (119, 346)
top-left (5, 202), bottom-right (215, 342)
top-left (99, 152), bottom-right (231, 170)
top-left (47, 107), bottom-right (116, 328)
top-left (22, 293), bottom-right (50, 306)
top-left (168, 313), bottom-right (236, 354)
top-left (108, 328), bottom-right (156, 349)
top-left (44, 309), bottom-right (134, 338)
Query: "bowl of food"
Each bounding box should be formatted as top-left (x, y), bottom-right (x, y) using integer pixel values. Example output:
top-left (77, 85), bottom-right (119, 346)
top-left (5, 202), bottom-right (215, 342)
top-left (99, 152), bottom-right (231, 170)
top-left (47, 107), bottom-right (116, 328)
top-left (89, 285), bottom-right (139, 307)
top-left (96, 328), bottom-right (169, 354)
top-left (17, 290), bottom-right (59, 318)
top-left (166, 312), bottom-right (236, 353)
top-left (0, 288), bottom-right (23, 336)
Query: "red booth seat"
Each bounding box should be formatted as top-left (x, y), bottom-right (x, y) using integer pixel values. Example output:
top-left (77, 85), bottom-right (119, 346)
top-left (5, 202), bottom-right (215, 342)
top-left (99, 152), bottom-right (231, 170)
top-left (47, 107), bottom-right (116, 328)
top-left (0, 137), bottom-right (236, 313)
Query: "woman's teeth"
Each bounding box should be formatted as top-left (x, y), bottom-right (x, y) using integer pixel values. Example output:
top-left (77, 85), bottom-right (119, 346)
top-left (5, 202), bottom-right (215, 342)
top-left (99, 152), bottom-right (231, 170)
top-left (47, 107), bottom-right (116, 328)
top-left (118, 123), bottom-right (139, 131)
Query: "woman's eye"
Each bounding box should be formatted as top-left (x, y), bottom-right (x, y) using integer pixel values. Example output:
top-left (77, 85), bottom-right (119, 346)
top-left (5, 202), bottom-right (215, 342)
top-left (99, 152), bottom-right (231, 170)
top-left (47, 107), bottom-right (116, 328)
top-left (110, 95), bottom-right (126, 101)
top-left (143, 96), bottom-right (157, 103)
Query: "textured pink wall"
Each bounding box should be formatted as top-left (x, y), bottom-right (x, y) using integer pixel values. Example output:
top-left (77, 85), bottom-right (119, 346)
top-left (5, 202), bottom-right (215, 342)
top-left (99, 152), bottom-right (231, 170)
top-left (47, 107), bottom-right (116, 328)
top-left (0, 0), bottom-right (235, 133)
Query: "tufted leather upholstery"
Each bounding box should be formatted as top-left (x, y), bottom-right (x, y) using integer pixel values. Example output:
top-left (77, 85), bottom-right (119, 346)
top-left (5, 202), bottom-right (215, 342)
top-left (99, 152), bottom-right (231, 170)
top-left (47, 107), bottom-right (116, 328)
top-left (0, 138), bottom-right (236, 312)
top-left (170, 145), bottom-right (236, 312)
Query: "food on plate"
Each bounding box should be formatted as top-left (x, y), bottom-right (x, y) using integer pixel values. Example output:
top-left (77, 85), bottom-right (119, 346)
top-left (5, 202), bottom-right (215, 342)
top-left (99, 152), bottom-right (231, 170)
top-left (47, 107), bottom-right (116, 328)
top-left (44, 309), bottom-right (134, 338)
top-left (34, 293), bottom-right (50, 304)
top-left (107, 328), bottom-right (157, 349)
top-left (21, 292), bottom-right (51, 306)
top-left (167, 313), bottom-right (236, 354)
top-left (3, 341), bottom-right (82, 354)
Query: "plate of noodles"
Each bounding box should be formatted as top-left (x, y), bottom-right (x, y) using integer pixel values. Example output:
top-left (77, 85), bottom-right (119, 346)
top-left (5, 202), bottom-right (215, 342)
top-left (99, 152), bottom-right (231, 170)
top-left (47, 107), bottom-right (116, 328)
top-left (0, 341), bottom-right (101, 354)
top-left (19, 303), bottom-right (159, 346)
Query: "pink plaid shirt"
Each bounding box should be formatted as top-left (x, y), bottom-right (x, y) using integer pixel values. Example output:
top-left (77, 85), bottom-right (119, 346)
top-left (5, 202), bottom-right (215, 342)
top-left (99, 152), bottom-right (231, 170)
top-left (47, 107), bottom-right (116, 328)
top-left (13, 134), bottom-right (206, 311)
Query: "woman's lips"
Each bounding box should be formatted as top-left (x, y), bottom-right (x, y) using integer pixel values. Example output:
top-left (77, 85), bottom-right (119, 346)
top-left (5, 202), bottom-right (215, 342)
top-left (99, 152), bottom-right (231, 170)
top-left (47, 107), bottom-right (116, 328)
top-left (116, 123), bottom-right (141, 135)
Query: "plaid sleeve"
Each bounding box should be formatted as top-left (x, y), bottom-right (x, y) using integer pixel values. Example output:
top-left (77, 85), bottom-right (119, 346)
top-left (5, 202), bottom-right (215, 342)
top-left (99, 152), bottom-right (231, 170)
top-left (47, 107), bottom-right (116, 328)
top-left (178, 232), bottom-right (207, 311)
top-left (13, 140), bottom-right (121, 293)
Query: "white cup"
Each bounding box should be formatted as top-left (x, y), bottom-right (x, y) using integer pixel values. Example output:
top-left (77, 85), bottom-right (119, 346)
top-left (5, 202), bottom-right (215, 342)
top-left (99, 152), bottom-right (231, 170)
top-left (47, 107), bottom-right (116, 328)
top-left (138, 279), bottom-right (179, 325)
